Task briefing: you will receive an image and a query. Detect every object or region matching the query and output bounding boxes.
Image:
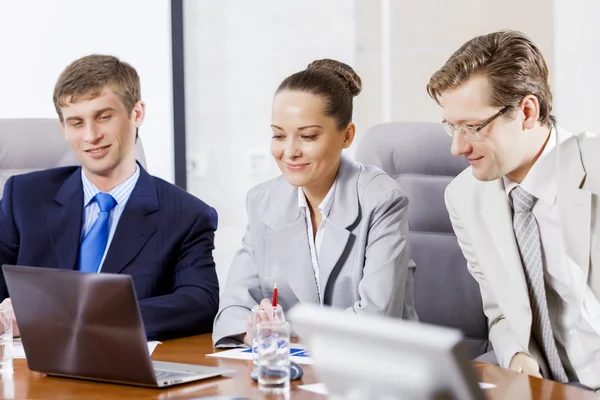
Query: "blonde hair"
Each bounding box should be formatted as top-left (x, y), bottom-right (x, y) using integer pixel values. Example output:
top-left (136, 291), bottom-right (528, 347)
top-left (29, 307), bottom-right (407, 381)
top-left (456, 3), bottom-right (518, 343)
top-left (53, 54), bottom-right (140, 122)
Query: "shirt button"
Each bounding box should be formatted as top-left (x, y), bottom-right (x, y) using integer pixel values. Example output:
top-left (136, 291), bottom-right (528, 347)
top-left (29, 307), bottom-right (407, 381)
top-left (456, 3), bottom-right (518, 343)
top-left (569, 331), bottom-right (574, 337)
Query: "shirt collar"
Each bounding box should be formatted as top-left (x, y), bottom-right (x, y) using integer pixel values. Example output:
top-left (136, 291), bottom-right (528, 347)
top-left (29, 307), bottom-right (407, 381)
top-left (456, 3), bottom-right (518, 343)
top-left (298, 175), bottom-right (338, 218)
top-left (503, 125), bottom-right (571, 205)
top-left (82, 164), bottom-right (140, 208)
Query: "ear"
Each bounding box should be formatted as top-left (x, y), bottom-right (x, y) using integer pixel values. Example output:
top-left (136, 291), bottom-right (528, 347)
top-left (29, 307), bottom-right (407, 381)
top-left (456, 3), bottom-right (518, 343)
top-left (520, 95), bottom-right (540, 131)
top-left (132, 100), bottom-right (146, 128)
top-left (341, 122), bottom-right (356, 149)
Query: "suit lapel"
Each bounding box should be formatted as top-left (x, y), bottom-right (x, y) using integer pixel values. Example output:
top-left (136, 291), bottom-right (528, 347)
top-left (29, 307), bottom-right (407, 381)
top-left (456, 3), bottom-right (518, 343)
top-left (261, 156), bottom-right (360, 303)
top-left (47, 169), bottom-right (84, 270)
top-left (318, 222), bottom-right (351, 292)
top-left (265, 219), bottom-right (320, 303)
top-left (101, 166), bottom-right (158, 274)
top-left (557, 135), bottom-right (591, 280)
top-left (263, 181), bottom-right (319, 303)
top-left (479, 179), bottom-right (532, 344)
top-left (318, 156), bottom-right (359, 293)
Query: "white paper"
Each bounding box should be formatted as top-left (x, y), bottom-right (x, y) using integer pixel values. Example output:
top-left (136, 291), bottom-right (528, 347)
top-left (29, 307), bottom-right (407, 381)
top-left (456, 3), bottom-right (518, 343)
top-left (299, 382), bottom-right (496, 395)
top-left (12, 340), bottom-right (25, 359)
top-left (206, 344), bottom-right (314, 365)
top-left (12, 339), bottom-right (161, 359)
top-left (299, 383), bottom-right (328, 395)
top-left (147, 340), bottom-right (161, 354)
top-left (478, 382), bottom-right (496, 389)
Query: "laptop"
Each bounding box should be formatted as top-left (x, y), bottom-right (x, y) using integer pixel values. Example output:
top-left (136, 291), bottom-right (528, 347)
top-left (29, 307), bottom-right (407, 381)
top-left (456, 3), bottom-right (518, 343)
top-left (288, 304), bottom-right (486, 400)
top-left (2, 265), bottom-right (234, 388)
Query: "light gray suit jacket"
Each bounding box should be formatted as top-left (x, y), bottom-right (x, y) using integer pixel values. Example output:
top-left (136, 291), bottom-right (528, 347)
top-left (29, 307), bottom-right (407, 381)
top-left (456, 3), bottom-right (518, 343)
top-left (213, 156), bottom-right (418, 344)
top-left (445, 129), bottom-right (600, 377)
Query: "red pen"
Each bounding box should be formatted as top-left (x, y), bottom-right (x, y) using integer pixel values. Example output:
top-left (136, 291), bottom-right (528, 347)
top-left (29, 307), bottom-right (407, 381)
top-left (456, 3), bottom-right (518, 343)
top-left (272, 283), bottom-right (278, 307)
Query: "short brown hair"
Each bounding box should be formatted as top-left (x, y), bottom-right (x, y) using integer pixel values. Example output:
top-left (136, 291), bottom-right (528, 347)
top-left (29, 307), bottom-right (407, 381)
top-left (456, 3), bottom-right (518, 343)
top-left (427, 30), bottom-right (555, 127)
top-left (276, 59), bottom-right (362, 130)
top-left (53, 54), bottom-right (141, 122)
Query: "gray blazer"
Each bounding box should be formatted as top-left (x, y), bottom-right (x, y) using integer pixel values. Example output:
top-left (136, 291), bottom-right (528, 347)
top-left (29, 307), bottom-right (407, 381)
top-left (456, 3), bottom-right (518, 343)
top-left (213, 155), bottom-right (417, 344)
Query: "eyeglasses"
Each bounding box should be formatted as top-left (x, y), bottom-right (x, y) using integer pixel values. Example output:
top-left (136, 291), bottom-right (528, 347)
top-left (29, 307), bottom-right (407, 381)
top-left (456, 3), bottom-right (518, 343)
top-left (442, 106), bottom-right (511, 141)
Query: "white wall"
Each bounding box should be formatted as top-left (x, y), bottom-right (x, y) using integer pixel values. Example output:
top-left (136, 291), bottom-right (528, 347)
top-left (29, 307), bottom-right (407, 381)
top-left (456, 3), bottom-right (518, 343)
top-left (3, 0), bottom-right (597, 288)
top-left (183, 0), bottom-right (355, 285)
top-left (553, 0), bottom-right (600, 134)
top-left (354, 0), bottom-right (554, 127)
top-left (181, 0), bottom-right (596, 286)
top-left (0, 0), bottom-right (174, 182)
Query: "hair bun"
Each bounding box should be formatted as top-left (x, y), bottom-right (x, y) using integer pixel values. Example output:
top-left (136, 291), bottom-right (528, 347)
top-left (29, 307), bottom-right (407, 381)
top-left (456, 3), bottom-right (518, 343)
top-left (307, 59), bottom-right (362, 96)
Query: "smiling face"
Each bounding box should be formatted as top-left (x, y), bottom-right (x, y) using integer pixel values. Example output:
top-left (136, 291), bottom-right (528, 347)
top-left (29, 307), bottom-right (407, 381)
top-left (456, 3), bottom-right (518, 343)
top-left (59, 86), bottom-right (144, 189)
top-left (270, 90), bottom-right (354, 194)
top-left (439, 74), bottom-right (532, 182)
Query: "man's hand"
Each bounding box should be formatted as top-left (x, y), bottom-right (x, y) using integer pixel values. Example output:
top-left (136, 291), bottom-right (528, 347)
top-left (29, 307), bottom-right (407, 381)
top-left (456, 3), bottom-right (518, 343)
top-left (0, 298), bottom-right (19, 337)
top-left (509, 352), bottom-right (542, 378)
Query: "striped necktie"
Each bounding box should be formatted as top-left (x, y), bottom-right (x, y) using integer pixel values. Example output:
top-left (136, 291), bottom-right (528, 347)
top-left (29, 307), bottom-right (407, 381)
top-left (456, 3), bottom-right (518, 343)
top-left (510, 185), bottom-right (568, 382)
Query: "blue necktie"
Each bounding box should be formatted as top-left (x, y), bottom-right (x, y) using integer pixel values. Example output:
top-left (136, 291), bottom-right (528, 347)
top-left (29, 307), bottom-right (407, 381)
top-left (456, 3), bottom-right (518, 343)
top-left (78, 193), bottom-right (117, 273)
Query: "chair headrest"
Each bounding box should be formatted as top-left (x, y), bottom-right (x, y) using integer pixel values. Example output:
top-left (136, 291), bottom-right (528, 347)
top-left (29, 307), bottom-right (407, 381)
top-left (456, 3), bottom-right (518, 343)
top-left (355, 122), bottom-right (468, 178)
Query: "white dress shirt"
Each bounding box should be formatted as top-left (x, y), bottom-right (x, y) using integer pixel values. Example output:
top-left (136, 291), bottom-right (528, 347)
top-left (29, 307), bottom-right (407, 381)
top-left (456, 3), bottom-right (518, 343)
top-left (81, 164), bottom-right (140, 272)
top-left (503, 126), bottom-right (600, 387)
top-left (298, 178), bottom-right (337, 304)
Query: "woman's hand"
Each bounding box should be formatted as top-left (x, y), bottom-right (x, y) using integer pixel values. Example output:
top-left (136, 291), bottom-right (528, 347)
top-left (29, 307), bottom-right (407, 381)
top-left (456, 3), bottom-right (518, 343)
top-left (242, 298), bottom-right (279, 345)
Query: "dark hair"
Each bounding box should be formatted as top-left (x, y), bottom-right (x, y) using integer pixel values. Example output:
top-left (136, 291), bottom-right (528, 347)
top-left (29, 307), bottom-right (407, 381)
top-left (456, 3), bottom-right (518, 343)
top-left (427, 30), bottom-right (555, 127)
top-left (276, 59), bottom-right (362, 129)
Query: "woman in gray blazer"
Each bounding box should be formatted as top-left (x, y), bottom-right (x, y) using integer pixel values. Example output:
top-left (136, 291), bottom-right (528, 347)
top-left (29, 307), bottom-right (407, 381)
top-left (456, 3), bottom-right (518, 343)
top-left (213, 59), bottom-right (417, 345)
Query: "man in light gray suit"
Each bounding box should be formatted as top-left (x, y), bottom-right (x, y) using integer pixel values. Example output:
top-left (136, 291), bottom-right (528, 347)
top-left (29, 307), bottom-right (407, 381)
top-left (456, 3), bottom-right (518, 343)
top-left (213, 59), bottom-right (417, 346)
top-left (427, 30), bottom-right (600, 390)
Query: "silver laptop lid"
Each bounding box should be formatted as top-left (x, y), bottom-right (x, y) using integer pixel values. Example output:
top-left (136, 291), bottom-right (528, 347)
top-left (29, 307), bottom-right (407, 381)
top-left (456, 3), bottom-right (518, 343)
top-left (2, 265), bottom-right (157, 385)
top-left (289, 304), bottom-right (485, 400)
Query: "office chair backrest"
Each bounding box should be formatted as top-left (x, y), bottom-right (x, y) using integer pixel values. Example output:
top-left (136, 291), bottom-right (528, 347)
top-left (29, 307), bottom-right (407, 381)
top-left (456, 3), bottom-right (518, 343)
top-left (0, 118), bottom-right (147, 199)
top-left (355, 122), bottom-right (490, 359)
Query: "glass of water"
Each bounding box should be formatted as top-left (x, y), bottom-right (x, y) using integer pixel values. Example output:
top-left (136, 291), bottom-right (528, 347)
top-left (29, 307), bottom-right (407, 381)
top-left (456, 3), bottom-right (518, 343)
top-left (0, 308), bottom-right (12, 372)
top-left (251, 304), bottom-right (285, 366)
top-left (255, 320), bottom-right (290, 394)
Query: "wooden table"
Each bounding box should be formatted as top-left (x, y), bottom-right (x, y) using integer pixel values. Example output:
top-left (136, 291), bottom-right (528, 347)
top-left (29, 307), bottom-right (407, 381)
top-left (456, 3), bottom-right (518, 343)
top-left (0, 334), bottom-right (595, 399)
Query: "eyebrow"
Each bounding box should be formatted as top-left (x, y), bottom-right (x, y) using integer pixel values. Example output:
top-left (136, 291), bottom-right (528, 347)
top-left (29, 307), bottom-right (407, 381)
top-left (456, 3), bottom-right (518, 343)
top-left (270, 124), bottom-right (324, 131)
top-left (65, 107), bottom-right (116, 123)
top-left (94, 107), bottom-right (116, 117)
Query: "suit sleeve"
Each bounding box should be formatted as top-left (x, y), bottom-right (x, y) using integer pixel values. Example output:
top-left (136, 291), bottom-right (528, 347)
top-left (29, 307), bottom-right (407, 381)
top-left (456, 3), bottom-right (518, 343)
top-left (347, 188), bottom-right (416, 318)
top-left (212, 194), bottom-right (262, 345)
top-left (139, 206), bottom-right (220, 340)
top-left (0, 177), bottom-right (20, 299)
top-left (445, 187), bottom-right (528, 367)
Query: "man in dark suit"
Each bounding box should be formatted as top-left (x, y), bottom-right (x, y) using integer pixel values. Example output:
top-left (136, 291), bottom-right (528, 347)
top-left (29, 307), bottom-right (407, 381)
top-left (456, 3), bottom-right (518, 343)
top-left (0, 54), bottom-right (219, 340)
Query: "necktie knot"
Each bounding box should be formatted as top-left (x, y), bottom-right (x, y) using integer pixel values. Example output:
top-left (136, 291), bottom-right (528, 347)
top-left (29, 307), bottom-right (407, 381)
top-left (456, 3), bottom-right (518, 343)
top-left (510, 185), bottom-right (536, 213)
top-left (95, 193), bottom-right (117, 213)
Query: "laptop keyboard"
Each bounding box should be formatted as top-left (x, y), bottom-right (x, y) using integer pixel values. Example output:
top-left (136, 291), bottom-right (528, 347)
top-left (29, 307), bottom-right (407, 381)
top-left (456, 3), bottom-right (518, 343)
top-left (154, 369), bottom-right (195, 381)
